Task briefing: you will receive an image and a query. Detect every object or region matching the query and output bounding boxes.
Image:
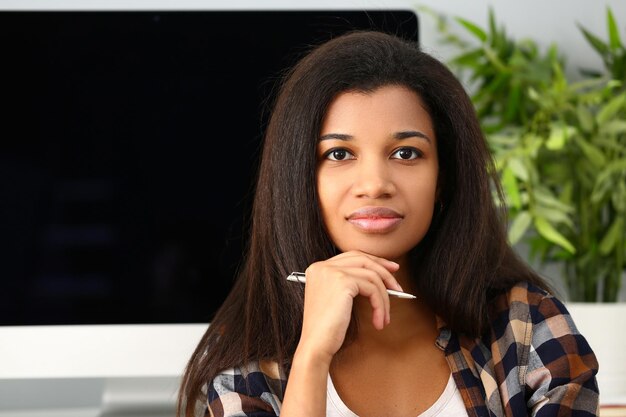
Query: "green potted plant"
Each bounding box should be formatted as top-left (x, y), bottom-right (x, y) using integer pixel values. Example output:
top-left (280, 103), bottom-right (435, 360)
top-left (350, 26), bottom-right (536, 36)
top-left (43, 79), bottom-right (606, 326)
top-left (424, 6), bottom-right (626, 303)
top-left (577, 7), bottom-right (626, 83)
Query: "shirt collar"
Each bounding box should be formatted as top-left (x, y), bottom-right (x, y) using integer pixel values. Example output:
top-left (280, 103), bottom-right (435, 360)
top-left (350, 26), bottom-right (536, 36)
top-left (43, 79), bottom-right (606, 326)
top-left (435, 315), bottom-right (451, 351)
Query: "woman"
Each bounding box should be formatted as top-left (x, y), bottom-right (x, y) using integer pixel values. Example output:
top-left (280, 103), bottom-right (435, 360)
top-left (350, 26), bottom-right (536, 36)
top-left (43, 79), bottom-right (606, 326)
top-left (177, 30), bottom-right (599, 417)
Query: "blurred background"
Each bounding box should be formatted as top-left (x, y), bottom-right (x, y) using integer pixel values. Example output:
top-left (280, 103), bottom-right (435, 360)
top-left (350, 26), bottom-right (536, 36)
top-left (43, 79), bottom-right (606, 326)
top-left (0, 0), bottom-right (624, 416)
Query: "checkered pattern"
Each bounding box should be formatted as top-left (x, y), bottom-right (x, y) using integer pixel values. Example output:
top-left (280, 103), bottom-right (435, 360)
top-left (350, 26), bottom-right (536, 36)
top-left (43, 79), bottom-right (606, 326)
top-left (207, 360), bottom-right (285, 417)
top-left (204, 282), bottom-right (599, 416)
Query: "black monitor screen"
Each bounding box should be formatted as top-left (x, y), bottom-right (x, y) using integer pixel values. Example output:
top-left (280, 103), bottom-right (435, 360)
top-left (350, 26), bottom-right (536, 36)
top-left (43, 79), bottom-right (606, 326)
top-left (0, 10), bottom-right (419, 325)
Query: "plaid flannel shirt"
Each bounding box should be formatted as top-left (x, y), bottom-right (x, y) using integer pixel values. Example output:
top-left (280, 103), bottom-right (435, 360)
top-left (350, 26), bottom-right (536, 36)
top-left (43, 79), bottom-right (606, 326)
top-left (204, 282), bottom-right (600, 416)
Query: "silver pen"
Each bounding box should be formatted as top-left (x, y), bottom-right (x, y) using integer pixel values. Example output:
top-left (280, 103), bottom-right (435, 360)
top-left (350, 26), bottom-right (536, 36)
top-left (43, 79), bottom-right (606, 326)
top-left (286, 272), bottom-right (416, 299)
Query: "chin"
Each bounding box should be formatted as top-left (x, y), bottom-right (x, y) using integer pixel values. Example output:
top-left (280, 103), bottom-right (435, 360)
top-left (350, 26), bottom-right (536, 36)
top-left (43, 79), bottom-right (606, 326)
top-left (336, 242), bottom-right (412, 261)
top-left (334, 230), bottom-right (427, 260)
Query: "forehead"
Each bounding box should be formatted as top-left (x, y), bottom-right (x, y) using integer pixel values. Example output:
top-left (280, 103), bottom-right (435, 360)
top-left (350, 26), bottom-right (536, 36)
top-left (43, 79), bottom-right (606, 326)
top-left (320, 85), bottom-right (434, 138)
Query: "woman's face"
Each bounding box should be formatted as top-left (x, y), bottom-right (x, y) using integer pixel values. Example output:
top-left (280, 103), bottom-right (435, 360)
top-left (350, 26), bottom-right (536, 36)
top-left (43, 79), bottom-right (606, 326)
top-left (316, 85), bottom-right (439, 262)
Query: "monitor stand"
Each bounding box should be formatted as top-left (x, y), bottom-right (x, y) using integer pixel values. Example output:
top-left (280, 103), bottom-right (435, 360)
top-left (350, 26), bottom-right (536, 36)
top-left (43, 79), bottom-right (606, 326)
top-left (0, 376), bottom-right (181, 417)
top-left (99, 377), bottom-right (180, 417)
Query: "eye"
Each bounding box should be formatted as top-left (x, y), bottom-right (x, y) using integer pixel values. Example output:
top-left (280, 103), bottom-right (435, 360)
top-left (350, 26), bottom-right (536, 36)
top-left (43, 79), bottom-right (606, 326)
top-left (324, 148), bottom-right (355, 161)
top-left (391, 147), bottom-right (422, 160)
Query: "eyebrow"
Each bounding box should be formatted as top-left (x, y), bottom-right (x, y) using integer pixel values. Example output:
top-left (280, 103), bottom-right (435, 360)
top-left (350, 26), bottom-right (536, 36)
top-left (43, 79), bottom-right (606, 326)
top-left (319, 130), bottom-right (432, 143)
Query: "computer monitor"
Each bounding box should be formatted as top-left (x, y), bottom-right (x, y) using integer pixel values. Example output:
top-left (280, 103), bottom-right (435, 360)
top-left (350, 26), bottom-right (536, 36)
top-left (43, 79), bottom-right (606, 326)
top-left (0, 3), bottom-right (419, 415)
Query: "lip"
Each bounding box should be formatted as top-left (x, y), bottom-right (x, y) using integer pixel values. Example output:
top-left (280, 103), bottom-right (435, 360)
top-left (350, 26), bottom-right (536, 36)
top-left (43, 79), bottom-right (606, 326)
top-left (347, 206), bottom-right (403, 233)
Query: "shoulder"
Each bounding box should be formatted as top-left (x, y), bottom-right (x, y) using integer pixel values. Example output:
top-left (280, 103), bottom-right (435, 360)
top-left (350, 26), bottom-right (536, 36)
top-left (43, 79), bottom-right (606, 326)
top-left (489, 280), bottom-right (570, 330)
top-left (490, 280), bottom-right (602, 345)
top-left (484, 281), bottom-right (567, 367)
top-left (206, 360), bottom-right (285, 417)
top-left (492, 280), bottom-right (597, 364)
top-left (487, 280), bottom-right (590, 350)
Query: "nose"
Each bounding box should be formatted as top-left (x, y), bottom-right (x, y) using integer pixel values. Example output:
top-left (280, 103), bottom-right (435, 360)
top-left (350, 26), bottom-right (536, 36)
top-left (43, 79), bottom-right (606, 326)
top-left (351, 159), bottom-right (396, 199)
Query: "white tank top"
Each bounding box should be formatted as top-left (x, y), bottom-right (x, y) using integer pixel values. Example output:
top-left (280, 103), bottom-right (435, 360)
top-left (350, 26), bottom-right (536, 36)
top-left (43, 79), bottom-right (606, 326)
top-left (325, 373), bottom-right (469, 417)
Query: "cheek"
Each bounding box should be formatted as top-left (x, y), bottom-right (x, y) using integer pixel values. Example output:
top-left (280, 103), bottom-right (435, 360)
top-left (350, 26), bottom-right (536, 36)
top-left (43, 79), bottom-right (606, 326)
top-left (421, 180), bottom-right (439, 206)
top-left (316, 173), bottom-right (338, 223)
top-left (316, 171), bottom-right (352, 244)
top-left (402, 172), bottom-right (439, 225)
top-left (403, 169), bottom-right (438, 199)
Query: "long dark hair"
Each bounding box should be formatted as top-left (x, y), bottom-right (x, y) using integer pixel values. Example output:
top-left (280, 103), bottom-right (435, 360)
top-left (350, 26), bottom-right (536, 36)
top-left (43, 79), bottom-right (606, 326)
top-left (177, 30), bottom-right (551, 416)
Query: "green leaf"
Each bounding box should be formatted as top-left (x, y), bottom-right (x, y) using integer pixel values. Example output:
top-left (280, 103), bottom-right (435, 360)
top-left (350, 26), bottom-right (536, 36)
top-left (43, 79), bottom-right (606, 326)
top-left (508, 157), bottom-right (529, 181)
top-left (534, 217), bottom-right (576, 254)
top-left (606, 7), bottom-right (622, 51)
top-left (455, 17), bottom-right (487, 42)
top-left (612, 181), bottom-right (626, 213)
top-left (508, 211), bottom-right (532, 244)
top-left (578, 24), bottom-right (609, 56)
top-left (576, 159), bottom-right (598, 188)
top-left (534, 185), bottom-right (574, 212)
top-left (591, 158), bottom-right (626, 203)
top-left (528, 87), bottom-right (540, 102)
top-left (595, 137), bottom-right (626, 153)
top-left (501, 166), bottom-right (521, 209)
top-left (599, 217), bottom-right (624, 255)
top-left (600, 120), bottom-right (626, 136)
top-left (480, 72), bottom-right (510, 96)
top-left (541, 162), bottom-right (571, 184)
top-left (577, 104), bottom-right (595, 133)
top-left (482, 45), bottom-right (509, 72)
top-left (607, 80), bottom-right (623, 90)
top-left (560, 182), bottom-right (574, 205)
top-left (545, 125), bottom-right (575, 150)
top-left (591, 176), bottom-right (612, 204)
top-left (575, 136), bottom-right (607, 167)
top-left (451, 48), bottom-right (485, 67)
top-left (547, 43), bottom-right (560, 62)
top-left (504, 83), bottom-right (521, 123)
top-left (594, 158), bottom-right (626, 186)
top-left (488, 6), bottom-right (497, 39)
top-left (504, 82), bottom-right (524, 122)
top-left (597, 93), bottom-right (626, 124)
top-left (579, 67), bottom-right (604, 78)
top-left (534, 205), bottom-right (574, 229)
top-left (523, 134), bottom-right (543, 159)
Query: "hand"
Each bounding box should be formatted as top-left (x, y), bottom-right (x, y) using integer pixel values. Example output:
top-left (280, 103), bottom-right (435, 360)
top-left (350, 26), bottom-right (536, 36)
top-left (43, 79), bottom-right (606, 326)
top-left (296, 250), bottom-right (402, 364)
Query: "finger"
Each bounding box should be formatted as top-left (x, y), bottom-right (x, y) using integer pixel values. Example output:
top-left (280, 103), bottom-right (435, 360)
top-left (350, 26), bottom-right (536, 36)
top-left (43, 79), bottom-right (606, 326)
top-left (359, 256), bottom-right (403, 293)
top-left (340, 267), bottom-right (391, 326)
top-left (360, 267), bottom-right (392, 325)
top-left (334, 250), bottom-right (400, 271)
top-left (333, 253), bottom-right (403, 292)
top-left (355, 279), bottom-right (388, 330)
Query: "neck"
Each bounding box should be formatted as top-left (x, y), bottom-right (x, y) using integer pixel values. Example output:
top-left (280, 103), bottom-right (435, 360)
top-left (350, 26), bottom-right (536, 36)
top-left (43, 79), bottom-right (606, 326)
top-left (350, 263), bottom-right (438, 348)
